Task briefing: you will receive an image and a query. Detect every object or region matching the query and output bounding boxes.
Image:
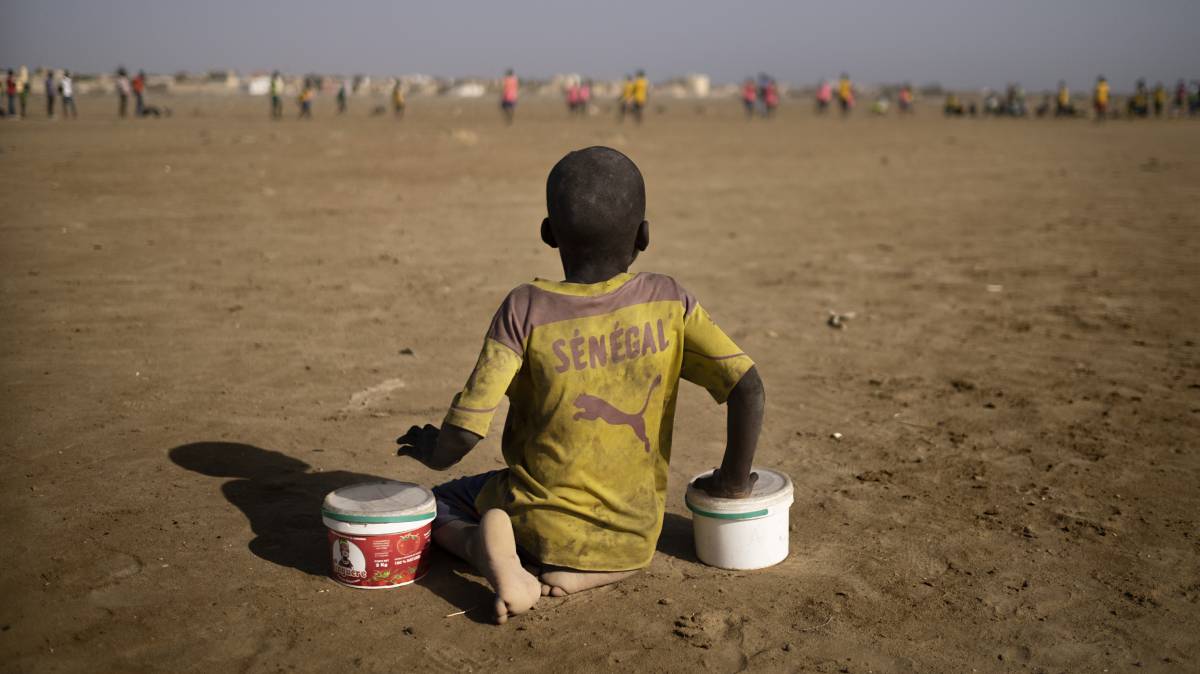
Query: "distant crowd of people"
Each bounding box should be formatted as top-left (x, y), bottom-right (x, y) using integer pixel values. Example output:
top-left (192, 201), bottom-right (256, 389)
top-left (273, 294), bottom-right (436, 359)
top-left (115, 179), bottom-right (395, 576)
top-left (113, 68), bottom-right (150, 116)
top-left (7, 63), bottom-right (1198, 126)
top-left (543, 70), bottom-right (651, 124)
top-left (1, 65), bottom-right (176, 119)
top-left (749, 73), bottom-right (913, 119)
top-left (741, 74), bottom-right (781, 118)
top-left (562, 78), bottom-right (592, 116)
top-left (265, 71), bottom-right (404, 121)
top-left (267, 68), bottom-right (648, 126)
top-left (617, 71), bottom-right (648, 123)
top-left (943, 76), bottom-right (1200, 120)
top-left (3, 66), bottom-right (77, 119)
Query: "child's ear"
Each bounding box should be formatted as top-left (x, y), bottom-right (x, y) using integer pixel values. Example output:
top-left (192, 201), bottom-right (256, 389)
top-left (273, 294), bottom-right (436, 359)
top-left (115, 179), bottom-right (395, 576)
top-left (635, 220), bottom-right (650, 252)
top-left (540, 218), bottom-right (558, 249)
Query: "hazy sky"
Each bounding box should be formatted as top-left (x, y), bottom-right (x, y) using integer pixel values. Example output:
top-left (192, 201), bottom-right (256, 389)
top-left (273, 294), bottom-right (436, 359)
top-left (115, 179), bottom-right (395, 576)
top-left (2, 0), bottom-right (1197, 90)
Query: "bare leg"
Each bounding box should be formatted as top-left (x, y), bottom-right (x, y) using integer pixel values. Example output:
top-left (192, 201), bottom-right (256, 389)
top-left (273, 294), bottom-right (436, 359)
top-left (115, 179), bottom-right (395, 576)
top-left (433, 510), bottom-right (541, 624)
top-left (539, 566), bottom-right (639, 597)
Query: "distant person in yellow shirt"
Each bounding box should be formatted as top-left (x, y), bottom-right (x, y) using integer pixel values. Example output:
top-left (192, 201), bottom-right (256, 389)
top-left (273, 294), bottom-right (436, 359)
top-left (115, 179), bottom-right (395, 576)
top-left (837, 72), bottom-right (854, 116)
top-left (1128, 78), bottom-right (1149, 118)
top-left (1055, 80), bottom-right (1076, 117)
top-left (397, 146), bottom-right (764, 624)
top-left (1152, 82), bottom-right (1167, 117)
top-left (1093, 75), bottom-right (1110, 121)
top-left (943, 92), bottom-right (964, 117)
top-left (630, 70), bottom-right (648, 124)
top-left (618, 74), bottom-right (634, 122)
top-left (298, 79), bottom-right (315, 119)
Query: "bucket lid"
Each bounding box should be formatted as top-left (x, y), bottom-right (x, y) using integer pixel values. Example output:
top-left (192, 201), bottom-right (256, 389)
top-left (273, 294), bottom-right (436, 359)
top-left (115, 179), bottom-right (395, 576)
top-left (685, 468), bottom-right (793, 520)
top-left (322, 481), bottom-right (436, 524)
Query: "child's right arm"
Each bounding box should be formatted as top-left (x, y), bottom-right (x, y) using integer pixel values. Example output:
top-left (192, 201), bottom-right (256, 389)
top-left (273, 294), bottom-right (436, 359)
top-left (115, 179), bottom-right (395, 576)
top-left (396, 423), bottom-right (482, 470)
top-left (693, 366), bottom-right (764, 498)
top-left (395, 290), bottom-right (526, 470)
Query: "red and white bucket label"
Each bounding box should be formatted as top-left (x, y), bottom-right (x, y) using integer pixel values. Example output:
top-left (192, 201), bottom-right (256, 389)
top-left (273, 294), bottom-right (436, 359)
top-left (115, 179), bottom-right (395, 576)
top-left (328, 523), bottom-right (432, 588)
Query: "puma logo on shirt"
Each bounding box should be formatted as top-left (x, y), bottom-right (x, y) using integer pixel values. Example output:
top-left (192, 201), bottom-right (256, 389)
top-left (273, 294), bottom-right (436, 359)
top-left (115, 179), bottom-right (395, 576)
top-left (571, 374), bottom-right (663, 452)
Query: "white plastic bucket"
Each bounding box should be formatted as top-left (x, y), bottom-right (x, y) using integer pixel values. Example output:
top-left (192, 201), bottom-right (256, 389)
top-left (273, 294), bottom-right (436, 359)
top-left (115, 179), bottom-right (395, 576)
top-left (684, 468), bottom-right (793, 570)
top-left (322, 481), bottom-right (436, 589)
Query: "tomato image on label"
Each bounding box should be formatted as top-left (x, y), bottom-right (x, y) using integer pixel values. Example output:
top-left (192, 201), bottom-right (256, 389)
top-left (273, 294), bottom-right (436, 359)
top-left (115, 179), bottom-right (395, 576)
top-left (394, 530), bottom-right (429, 555)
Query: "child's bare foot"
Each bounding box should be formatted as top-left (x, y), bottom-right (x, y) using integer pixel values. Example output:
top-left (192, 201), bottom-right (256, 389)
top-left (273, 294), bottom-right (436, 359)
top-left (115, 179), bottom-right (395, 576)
top-left (473, 510), bottom-right (541, 624)
top-left (539, 567), bottom-right (638, 597)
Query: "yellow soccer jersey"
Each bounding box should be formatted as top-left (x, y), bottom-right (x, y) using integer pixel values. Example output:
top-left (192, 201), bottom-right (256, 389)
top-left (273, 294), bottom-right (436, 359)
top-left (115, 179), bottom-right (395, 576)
top-left (621, 81), bottom-right (635, 102)
top-left (442, 272), bottom-right (753, 571)
top-left (633, 77), bottom-right (648, 104)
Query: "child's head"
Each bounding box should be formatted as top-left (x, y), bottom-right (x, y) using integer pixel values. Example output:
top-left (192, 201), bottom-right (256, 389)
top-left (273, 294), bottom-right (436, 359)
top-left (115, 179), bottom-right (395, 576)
top-left (541, 146), bottom-right (648, 273)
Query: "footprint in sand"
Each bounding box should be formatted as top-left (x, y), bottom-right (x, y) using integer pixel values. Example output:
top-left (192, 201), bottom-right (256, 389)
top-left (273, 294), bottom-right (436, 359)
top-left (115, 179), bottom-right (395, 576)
top-left (673, 609), bottom-right (743, 649)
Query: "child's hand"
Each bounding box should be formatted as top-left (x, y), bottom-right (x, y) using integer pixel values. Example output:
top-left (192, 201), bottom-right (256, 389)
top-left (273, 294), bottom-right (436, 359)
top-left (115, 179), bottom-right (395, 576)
top-left (693, 469), bottom-right (759, 499)
top-left (396, 424), bottom-right (440, 466)
top-left (396, 423), bottom-right (482, 470)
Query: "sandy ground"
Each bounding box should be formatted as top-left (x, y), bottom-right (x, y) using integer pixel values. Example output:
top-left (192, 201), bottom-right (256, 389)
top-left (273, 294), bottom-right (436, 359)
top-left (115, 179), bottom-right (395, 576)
top-left (1, 94), bottom-right (1198, 673)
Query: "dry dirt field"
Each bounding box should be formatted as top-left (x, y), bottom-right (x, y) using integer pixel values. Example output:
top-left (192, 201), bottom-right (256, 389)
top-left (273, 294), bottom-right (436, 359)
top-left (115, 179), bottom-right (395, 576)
top-left (1, 94), bottom-right (1198, 673)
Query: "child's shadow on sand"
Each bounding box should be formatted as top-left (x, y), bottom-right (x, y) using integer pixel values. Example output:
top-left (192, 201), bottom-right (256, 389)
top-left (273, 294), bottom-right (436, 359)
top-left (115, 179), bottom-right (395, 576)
top-left (168, 441), bottom-right (495, 621)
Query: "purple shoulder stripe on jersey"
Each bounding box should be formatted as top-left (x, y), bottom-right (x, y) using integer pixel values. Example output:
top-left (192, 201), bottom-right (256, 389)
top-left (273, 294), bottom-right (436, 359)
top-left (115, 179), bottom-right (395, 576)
top-left (451, 403), bottom-right (500, 413)
top-left (486, 284), bottom-right (536, 354)
top-left (683, 349), bottom-right (747, 361)
top-left (484, 273), bottom-right (696, 353)
top-left (657, 273), bottom-right (697, 319)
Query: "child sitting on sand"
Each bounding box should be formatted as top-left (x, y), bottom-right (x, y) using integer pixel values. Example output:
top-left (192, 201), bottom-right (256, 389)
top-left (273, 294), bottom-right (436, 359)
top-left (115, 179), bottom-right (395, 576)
top-left (397, 146), bottom-right (764, 624)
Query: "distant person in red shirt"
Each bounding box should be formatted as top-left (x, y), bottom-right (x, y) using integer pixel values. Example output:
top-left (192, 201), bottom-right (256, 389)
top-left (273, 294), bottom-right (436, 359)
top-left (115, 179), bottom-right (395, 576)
top-left (815, 78), bottom-right (833, 114)
top-left (897, 83), bottom-right (914, 114)
top-left (565, 81), bottom-right (580, 115)
top-left (578, 79), bottom-right (592, 116)
top-left (133, 70), bottom-right (146, 116)
top-left (741, 77), bottom-right (756, 119)
top-left (500, 69), bottom-right (518, 125)
top-left (763, 79), bottom-right (780, 118)
top-left (5, 70), bottom-right (16, 116)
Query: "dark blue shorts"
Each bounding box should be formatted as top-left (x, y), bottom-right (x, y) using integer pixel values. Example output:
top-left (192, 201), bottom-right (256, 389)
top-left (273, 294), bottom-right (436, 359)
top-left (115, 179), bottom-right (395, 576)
top-left (432, 470), bottom-right (504, 530)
